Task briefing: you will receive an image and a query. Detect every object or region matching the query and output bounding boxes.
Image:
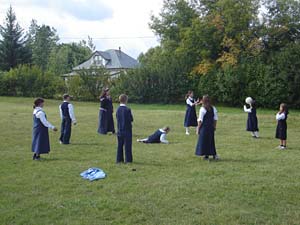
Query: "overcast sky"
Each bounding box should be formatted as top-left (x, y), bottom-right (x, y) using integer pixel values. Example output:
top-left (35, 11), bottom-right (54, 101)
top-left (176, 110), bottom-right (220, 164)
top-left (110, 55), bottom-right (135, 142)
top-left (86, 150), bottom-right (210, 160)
top-left (1, 0), bottom-right (164, 58)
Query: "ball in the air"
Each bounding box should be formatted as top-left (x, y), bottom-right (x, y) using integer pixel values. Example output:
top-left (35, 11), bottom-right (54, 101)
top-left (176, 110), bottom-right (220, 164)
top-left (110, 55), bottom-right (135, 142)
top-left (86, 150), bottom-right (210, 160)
top-left (245, 97), bottom-right (253, 104)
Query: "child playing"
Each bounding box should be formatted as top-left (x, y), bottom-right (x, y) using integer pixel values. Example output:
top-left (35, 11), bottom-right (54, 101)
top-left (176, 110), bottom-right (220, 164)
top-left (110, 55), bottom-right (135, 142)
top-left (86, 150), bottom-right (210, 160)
top-left (32, 98), bottom-right (57, 160)
top-left (137, 127), bottom-right (170, 144)
top-left (195, 95), bottom-right (219, 160)
top-left (116, 94), bottom-right (134, 163)
top-left (243, 97), bottom-right (259, 138)
top-left (98, 88), bottom-right (115, 135)
top-left (184, 91), bottom-right (200, 135)
top-left (59, 94), bottom-right (77, 144)
top-left (276, 103), bottom-right (288, 150)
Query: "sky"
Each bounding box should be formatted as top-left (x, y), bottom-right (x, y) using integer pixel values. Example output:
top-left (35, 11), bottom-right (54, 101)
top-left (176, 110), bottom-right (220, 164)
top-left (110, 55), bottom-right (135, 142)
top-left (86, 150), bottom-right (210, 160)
top-left (0, 0), bottom-right (164, 58)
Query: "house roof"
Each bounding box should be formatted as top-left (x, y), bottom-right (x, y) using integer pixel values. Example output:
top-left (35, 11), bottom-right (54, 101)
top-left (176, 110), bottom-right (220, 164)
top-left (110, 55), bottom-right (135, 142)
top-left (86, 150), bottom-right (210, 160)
top-left (73, 49), bottom-right (139, 71)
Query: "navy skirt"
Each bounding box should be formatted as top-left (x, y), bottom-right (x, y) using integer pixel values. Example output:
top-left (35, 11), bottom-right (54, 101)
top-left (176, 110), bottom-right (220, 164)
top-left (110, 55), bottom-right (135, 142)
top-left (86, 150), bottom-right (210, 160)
top-left (184, 106), bottom-right (198, 127)
top-left (246, 114), bottom-right (259, 131)
top-left (195, 126), bottom-right (216, 156)
top-left (98, 109), bottom-right (115, 134)
top-left (276, 121), bottom-right (287, 140)
top-left (32, 126), bottom-right (50, 155)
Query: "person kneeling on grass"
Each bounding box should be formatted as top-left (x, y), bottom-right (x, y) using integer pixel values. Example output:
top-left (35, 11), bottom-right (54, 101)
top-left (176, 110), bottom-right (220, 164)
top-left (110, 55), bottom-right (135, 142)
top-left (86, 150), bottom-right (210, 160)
top-left (137, 127), bottom-right (170, 144)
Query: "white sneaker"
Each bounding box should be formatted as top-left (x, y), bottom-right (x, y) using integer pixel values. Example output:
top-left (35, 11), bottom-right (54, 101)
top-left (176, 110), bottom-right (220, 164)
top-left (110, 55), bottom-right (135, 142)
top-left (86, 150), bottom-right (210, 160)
top-left (213, 155), bottom-right (219, 160)
top-left (185, 132), bottom-right (190, 135)
top-left (59, 141), bottom-right (63, 144)
top-left (280, 146), bottom-right (286, 150)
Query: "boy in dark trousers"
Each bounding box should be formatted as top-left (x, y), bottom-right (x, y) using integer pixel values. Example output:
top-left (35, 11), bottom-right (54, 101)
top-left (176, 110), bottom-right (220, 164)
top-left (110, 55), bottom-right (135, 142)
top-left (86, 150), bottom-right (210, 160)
top-left (116, 94), bottom-right (133, 163)
top-left (59, 94), bottom-right (77, 144)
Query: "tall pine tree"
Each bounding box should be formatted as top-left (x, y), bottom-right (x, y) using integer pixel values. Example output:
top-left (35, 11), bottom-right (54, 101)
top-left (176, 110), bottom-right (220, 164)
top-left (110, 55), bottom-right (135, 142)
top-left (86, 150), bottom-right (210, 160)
top-left (0, 6), bottom-right (28, 71)
top-left (32, 25), bottom-right (58, 72)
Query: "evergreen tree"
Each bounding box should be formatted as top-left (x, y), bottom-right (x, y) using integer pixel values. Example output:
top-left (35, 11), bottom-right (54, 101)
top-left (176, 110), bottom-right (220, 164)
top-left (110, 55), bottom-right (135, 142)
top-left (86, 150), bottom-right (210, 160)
top-left (24, 19), bottom-right (39, 64)
top-left (0, 6), bottom-right (28, 71)
top-left (32, 24), bottom-right (59, 71)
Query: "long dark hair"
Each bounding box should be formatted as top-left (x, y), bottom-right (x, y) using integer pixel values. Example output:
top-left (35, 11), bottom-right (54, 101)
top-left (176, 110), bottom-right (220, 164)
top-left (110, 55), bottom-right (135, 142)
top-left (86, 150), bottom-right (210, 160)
top-left (280, 103), bottom-right (289, 115)
top-left (185, 90), bottom-right (193, 100)
top-left (33, 98), bottom-right (44, 109)
top-left (100, 88), bottom-right (109, 99)
top-left (202, 95), bottom-right (212, 111)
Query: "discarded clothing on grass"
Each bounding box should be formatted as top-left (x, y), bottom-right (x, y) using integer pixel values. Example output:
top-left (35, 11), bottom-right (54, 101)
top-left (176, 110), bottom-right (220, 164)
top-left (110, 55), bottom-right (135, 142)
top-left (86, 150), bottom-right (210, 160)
top-left (80, 168), bottom-right (106, 181)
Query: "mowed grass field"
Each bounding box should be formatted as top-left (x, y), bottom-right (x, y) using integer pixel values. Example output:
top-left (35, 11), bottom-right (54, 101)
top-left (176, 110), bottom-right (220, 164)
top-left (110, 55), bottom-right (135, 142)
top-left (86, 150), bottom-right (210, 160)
top-left (0, 97), bottom-right (300, 225)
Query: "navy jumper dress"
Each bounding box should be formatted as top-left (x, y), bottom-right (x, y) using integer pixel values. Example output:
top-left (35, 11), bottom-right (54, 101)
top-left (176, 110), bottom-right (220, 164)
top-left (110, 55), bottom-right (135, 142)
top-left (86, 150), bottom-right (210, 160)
top-left (195, 108), bottom-right (216, 156)
top-left (276, 113), bottom-right (288, 140)
top-left (184, 98), bottom-right (198, 127)
top-left (32, 111), bottom-right (50, 155)
top-left (246, 108), bottom-right (259, 132)
top-left (144, 130), bottom-right (163, 143)
top-left (98, 97), bottom-right (115, 134)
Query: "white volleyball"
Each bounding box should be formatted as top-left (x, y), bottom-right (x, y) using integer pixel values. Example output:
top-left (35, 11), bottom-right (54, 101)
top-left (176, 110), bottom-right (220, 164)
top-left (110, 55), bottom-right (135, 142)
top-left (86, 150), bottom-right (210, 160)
top-left (245, 97), bottom-right (253, 104)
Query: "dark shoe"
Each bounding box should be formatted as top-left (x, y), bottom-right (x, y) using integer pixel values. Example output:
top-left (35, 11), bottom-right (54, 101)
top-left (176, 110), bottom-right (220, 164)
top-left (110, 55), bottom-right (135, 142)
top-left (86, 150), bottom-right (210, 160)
top-left (32, 154), bottom-right (36, 160)
top-left (34, 155), bottom-right (41, 160)
top-left (203, 156), bottom-right (209, 160)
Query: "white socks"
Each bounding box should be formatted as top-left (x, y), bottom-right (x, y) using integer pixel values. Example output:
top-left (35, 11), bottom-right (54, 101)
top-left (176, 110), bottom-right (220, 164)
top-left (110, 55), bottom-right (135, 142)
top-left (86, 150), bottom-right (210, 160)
top-left (251, 131), bottom-right (259, 138)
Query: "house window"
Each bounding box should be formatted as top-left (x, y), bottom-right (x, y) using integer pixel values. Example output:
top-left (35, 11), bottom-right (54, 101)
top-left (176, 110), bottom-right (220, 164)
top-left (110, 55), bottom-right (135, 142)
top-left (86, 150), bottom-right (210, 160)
top-left (94, 55), bottom-right (103, 66)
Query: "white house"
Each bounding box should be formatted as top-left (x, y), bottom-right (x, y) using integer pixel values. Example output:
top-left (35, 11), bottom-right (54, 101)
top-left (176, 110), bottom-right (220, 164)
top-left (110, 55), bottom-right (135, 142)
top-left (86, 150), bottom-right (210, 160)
top-left (65, 48), bottom-right (139, 77)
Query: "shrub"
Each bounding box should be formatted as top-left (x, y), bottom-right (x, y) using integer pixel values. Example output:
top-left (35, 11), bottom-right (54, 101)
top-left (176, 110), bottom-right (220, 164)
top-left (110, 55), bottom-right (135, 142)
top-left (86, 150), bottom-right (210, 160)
top-left (0, 65), bottom-right (64, 98)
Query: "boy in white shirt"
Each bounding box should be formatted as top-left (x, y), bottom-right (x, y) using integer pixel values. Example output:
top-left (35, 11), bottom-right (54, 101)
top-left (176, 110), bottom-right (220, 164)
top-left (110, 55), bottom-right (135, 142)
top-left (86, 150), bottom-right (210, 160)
top-left (59, 94), bottom-right (76, 144)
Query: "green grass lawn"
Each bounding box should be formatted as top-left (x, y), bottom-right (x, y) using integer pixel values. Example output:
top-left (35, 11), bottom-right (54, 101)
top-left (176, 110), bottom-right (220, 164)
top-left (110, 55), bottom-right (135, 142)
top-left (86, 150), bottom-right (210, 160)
top-left (0, 97), bottom-right (300, 225)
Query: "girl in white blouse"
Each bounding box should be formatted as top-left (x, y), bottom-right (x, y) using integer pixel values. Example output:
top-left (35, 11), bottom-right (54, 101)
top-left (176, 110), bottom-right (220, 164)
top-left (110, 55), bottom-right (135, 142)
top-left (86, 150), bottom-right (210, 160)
top-left (195, 95), bottom-right (219, 160)
top-left (32, 98), bottom-right (57, 160)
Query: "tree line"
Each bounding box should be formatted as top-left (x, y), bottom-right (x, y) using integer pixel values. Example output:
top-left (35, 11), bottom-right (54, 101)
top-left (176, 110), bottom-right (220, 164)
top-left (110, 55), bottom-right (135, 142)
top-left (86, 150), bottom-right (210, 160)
top-left (114, 0), bottom-right (300, 108)
top-left (1, 1), bottom-right (300, 108)
top-left (0, 6), bottom-right (103, 100)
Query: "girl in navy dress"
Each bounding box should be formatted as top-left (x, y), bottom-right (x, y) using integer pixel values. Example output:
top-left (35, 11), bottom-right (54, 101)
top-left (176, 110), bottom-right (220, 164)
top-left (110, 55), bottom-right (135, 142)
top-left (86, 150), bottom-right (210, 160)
top-left (195, 95), bottom-right (219, 160)
top-left (32, 98), bottom-right (57, 160)
top-left (98, 88), bottom-right (115, 135)
top-left (184, 91), bottom-right (200, 135)
top-left (137, 127), bottom-right (170, 144)
top-left (275, 103), bottom-right (288, 150)
top-left (243, 97), bottom-right (259, 138)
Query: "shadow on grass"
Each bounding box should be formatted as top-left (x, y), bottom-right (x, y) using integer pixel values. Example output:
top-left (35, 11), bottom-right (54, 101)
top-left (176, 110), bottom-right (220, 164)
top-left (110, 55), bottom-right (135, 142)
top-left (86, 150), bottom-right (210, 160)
top-left (35, 157), bottom-right (60, 162)
top-left (70, 143), bottom-right (101, 146)
top-left (215, 158), bottom-right (264, 163)
top-left (129, 161), bottom-right (165, 167)
top-left (255, 136), bottom-right (274, 140)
